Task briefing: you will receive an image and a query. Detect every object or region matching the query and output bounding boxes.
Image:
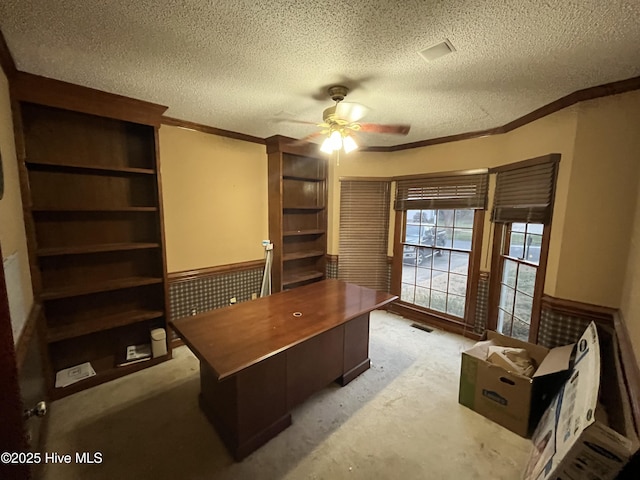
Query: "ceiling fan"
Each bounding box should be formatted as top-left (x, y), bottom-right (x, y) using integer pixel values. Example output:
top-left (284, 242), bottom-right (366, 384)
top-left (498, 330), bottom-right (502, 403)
top-left (287, 85), bottom-right (411, 154)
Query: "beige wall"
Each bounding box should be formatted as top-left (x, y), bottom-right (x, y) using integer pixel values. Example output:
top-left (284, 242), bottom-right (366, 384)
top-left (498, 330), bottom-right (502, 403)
top-left (0, 68), bottom-right (33, 342)
top-left (159, 125), bottom-right (268, 272)
top-left (555, 91), bottom-right (640, 307)
top-left (620, 174), bottom-right (640, 370)
top-left (327, 106), bottom-right (579, 301)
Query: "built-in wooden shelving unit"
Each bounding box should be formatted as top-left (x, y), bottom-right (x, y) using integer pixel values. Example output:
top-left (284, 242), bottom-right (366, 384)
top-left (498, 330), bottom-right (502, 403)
top-left (266, 136), bottom-right (327, 292)
top-left (14, 79), bottom-right (171, 399)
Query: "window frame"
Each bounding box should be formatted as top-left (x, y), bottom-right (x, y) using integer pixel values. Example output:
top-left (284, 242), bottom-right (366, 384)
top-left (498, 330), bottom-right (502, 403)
top-left (487, 222), bottom-right (552, 343)
top-left (391, 207), bottom-right (484, 328)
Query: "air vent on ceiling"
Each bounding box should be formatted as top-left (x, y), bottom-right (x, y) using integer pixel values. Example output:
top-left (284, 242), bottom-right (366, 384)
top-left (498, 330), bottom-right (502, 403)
top-left (418, 39), bottom-right (456, 62)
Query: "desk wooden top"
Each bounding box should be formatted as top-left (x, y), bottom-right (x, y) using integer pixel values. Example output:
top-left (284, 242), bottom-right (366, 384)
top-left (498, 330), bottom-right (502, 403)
top-left (170, 279), bottom-right (397, 380)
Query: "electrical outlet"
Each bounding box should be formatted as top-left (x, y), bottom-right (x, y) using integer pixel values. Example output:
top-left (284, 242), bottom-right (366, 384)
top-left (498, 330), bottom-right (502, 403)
top-left (251, 293), bottom-right (257, 300)
top-left (230, 297), bottom-right (237, 305)
top-left (191, 308), bottom-right (197, 316)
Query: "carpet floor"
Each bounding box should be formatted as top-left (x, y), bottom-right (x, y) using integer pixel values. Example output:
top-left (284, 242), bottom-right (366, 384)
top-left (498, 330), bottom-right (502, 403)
top-left (41, 311), bottom-right (531, 479)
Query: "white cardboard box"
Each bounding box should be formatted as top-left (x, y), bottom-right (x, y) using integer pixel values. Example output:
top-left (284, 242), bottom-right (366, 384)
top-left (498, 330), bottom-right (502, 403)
top-left (522, 321), bottom-right (639, 480)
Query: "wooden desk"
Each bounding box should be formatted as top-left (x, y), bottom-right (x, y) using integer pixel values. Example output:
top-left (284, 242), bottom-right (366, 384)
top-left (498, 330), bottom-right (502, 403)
top-left (170, 279), bottom-right (397, 460)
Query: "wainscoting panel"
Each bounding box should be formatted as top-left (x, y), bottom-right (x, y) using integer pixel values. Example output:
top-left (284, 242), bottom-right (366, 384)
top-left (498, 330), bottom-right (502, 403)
top-left (326, 255), bottom-right (338, 279)
top-left (474, 271), bottom-right (490, 334)
top-left (168, 261), bottom-right (264, 341)
top-left (538, 295), bottom-right (616, 348)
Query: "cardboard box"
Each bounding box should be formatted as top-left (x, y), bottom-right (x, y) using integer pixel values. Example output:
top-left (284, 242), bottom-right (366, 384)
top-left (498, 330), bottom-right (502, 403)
top-left (459, 330), bottom-right (574, 437)
top-left (522, 322), bottom-right (639, 480)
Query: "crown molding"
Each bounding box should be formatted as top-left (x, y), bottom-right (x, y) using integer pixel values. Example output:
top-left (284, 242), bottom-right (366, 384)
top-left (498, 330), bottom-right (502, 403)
top-left (11, 72), bottom-right (167, 126)
top-left (162, 116), bottom-right (265, 145)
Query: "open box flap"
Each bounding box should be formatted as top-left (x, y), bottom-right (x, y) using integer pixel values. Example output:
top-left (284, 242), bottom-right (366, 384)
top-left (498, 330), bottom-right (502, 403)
top-left (533, 343), bottom-right (575, 378)
top-left (485, 331), bottom-right (549, 365)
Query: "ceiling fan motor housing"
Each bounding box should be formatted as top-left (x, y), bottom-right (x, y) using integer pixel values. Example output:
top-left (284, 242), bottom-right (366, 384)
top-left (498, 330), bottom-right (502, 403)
top-left (328, 85), bottom-right (349, 103)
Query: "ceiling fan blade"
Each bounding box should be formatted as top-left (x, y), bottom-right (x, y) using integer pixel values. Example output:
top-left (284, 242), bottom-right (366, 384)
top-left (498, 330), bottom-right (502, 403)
top-left (335, 102), bottom-right (369, 123)
top-left (275, 118), bottom-right (319, 126)
top-left (358, 123), bottom-right (411, 135)
top-left (288, 131), bottom-right (323, 147)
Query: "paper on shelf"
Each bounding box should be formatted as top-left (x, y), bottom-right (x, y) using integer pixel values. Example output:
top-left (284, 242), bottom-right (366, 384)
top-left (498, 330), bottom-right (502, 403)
top-left (126, 343), bottom-right (151, 361)
top-left (55, 362), bottom-right (96, 388)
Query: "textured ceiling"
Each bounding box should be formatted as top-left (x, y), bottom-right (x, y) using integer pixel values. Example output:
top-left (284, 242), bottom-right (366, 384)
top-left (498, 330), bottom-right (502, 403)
top-left (1, 1), bottom-right (639, 147)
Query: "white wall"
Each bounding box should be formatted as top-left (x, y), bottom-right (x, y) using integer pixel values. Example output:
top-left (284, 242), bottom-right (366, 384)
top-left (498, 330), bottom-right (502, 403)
top-left (0, 68), bottom-right (33, 342)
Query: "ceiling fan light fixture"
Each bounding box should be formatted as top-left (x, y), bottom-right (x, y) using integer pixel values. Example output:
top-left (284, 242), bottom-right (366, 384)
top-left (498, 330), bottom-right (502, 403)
top-left (329, 130), bottom-right (343, 150)
top-left (320, 137), bottom-right (334, 154)
top-left (343, 134), bottom-right (358, 153)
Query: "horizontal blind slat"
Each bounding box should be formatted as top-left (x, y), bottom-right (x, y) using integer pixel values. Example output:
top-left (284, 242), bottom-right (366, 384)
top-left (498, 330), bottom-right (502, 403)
top-left (339, 180), bottom-right (390, 290)
top-left (491, 157), bottom-right (559, 225)
top-left (395, 172), bottom-right (488, 211)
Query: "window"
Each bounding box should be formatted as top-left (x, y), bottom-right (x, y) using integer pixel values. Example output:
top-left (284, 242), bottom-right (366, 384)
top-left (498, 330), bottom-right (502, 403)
top-left (495, 223), bottom-right (544, 340)
top-left (488, 154), bottom-right (560, 342)
top-left (400, 208), bottom-right (476, 319)
top-left (392, 170), bottom-right (488, 326)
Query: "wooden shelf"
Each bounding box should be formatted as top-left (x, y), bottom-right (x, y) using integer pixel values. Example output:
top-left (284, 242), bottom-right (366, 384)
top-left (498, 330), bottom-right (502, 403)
top-left (40, 276), bottom-right (163, 300)
top-left (31, 206), bottom-right (158, 213)
top-left (283, 250), bottom-right (325, 261)
top-left (51, 354), bottom-right (169, 400)
top-left (47, 309), bottom-right (165, 342)
top-left (282, 270), bottom-right (324, 287)
top-left (283, 229), bottom-right (325, 237)
top-left (283, 174), bottom-right (324, 182)
top-left (283, 205), bottom-right (325, 211)
top-left (37, 242), bottom-right (161, 257)
top-left (26, 160), bottom-right (155, 175)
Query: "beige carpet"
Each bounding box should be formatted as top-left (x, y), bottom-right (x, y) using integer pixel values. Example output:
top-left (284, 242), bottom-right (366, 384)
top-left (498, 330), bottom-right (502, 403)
top-left (41, 311), bottom-right (531, 479)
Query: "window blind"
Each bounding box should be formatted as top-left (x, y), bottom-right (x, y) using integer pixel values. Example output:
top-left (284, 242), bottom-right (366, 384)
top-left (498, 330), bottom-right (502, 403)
top-left (339, 180), bottom-right (390, 292)
top-left (394, 170), bottom-right (489, 211)
top-left (491, 154), bottom-right (560, 224)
